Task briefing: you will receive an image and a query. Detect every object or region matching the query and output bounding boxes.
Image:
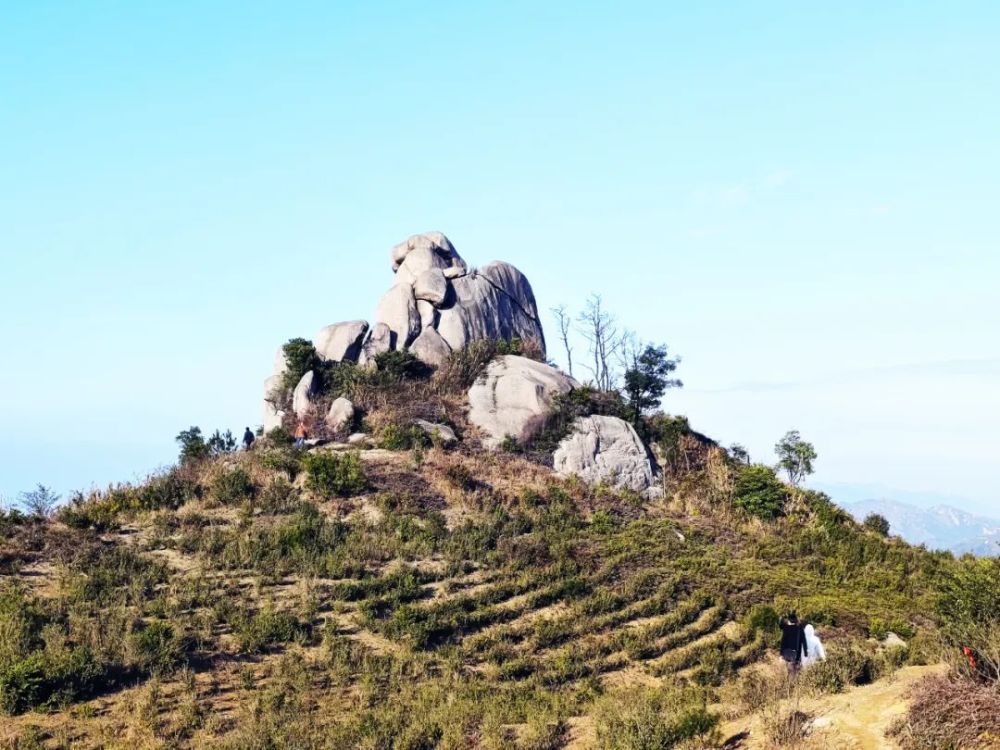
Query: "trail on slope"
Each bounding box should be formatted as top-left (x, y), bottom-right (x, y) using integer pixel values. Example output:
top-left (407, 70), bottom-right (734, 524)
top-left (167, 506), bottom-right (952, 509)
top-left (720, 663), bottom-right (947, 750)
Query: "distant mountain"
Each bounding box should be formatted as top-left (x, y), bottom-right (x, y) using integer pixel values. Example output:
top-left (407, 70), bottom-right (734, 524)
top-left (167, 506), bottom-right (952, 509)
top-left (842, 498), bottom-right (1000, 556)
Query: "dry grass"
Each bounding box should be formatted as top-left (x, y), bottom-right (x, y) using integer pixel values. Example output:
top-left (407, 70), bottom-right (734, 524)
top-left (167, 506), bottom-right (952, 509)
top-left (890, 672), bottom-right (1000, 749)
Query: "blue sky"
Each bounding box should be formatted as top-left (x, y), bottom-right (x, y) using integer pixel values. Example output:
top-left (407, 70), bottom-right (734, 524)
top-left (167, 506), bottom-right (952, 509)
top-left (1, 2), bottom-right (998, 514)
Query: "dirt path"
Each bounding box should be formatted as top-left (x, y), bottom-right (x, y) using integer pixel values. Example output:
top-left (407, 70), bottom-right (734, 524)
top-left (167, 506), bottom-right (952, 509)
top-left (720, 663), bottom-right (947, 750)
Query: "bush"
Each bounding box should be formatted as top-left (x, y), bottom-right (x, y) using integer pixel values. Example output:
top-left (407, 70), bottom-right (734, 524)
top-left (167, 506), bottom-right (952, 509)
top-left (802, 645), bottom-right (876, 694)
top-left (529, 386), bottom-right (627, 453)
top-left (211, 467), bottom-right (255, 505)
top-left (176, 426), bottom-right (209, 465)
top-left (234, 609), bottom-right (308, 653)
top-left (864, 513), bottom-right (891, 536)
top-left (129, 621), bottom-right (186, 675)
top-left (303, 452), bottom-right (367, 497)
top-left (374, 350), bottom-right (429, 381)
top-left (377, 423), bottom-right (430, 451)
top-left (281, 338), bottom-right (320, 391)
top-left (745, 604), bottom-right (780, 636)
top-left (733, 465), bottom-right (788, 520)
top-left (595, 688), bottom-right (718, 749)
top-left (868, 617), bottom-right (915, 640)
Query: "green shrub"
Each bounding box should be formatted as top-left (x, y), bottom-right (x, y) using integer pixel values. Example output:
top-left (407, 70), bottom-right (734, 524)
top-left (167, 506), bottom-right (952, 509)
top-left (257, 478), bottom-right (300, 514)
top-left (176, 426), bottom-right (209, 465)
top-left (129, 621), bottom-right (185, 675)
top-left (529, 386), bottom-right (627, 452)
top-left (374, 350), bottom-right (429, 381)
top-left (596, 688), bottom-right (718, 749)
top-left (211, 467), bottom-right (255, 505)
top-left (234, 609), bottom-right (308, 653)
top-left (802, 645), bottom-right (876, 694)
top-left (733, 464), bottom-right (788, 520)
top-left (281, 338), bottom-right (320, 391)
top-left (745, 604), bottom-right (779, 635)
top-left (868, 617), bottom-right (915, 640)
top-left (377, 424), bottom-right (430, 451)
top-left (863, 513), bottom-right (891, 536)
top-left (303, 452), bottom-right (367, 497)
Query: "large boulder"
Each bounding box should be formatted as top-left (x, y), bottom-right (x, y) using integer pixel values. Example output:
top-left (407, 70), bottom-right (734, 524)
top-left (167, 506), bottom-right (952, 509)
top-left (374, 284), bottom-right (421, 349)
top-left (325, 396), bottom-right (355, 432)
top-left (391, 231), bottom-right (467, 276)
top-left (410, 326), bottom-right (452, 367)
top-left (468, 355), bottom-right (578, 448)
top-left (553, 415), bottom-right (661, 497)
top-left (292, 371), bottom-right (317, 419)
top-left (414, 268), bottom-right (449, 306)
top-left (315, 321), bottom-right (368, 363)
top-left (262, 373), bottom-right (285, 432)
top-left (436, 271), bottom-right (545, 354)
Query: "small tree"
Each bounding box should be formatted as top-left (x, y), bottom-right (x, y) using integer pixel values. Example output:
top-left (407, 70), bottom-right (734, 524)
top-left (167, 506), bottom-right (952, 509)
top-left (281, 338), bottom-right (320, 391)
top-left (176, 426), bottom-right (209, 465)
top-left (206, 429), bottom-right (237, 456)
top-left (622, 344), bottom-right (682, 423)
top-left (551, 305), bottom-right (575, 378)
top-left (19, 484), bottom-right (60, 518)
top-left (774, 430), bottom-right (817, 486)
top-left (577, 294), bottom-right (622, 391)
top-left (863, 513), bottom-right (891, 536)
top-left (729, 444), bottom-right (750, 465)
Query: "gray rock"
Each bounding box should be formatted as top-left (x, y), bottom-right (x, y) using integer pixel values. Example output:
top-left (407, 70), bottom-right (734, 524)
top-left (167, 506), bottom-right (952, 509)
top-left (262, 373), bottom-right (285, 432)
top-left (413, 267), bottom-right (449, 306)
top-left (480, 261), bottom-right (542, 324)
top-left (391, 232), bottom-right (466, 274)
top-left (883, 633), bottom-right (908, 649)
top-left (292, 371), bottom-right (317, 419)
top-left (315, 320), bottom-right (368, 363)
top-left (414, 420), bottom-right (458, 446)
top-left (395, 246), bottom-right (450, 286)
top-left (374, 284), bottom-right (420, 349)
top-left (347, 432), bottom-right (372, 446)
top-left (417, 299), bottom-right (438, 329)
top-left (409, 326), bottom-right (452, 367)
top-left (468, 355), bottom-right (577, 448)
top-left (325, 397), bottom-right (355, 432)
top-left (436, 272), bottom-right (546, 356)
top-left (553, 415), bottom-right (661, 497)
top-left (359, 322), bottom-right (393, 367)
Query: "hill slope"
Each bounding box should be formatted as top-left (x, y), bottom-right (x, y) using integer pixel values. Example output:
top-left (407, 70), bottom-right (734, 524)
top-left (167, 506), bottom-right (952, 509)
top-left (0, 355), bottom-right (974, 749)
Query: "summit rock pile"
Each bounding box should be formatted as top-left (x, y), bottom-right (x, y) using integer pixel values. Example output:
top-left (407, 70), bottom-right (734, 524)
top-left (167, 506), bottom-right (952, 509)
top-left (260, 231), bottom-right (663, 497)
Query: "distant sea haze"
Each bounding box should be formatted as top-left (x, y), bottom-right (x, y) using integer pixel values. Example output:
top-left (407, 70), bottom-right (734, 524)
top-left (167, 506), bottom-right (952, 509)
top-left (840, 498), bottom-right (1000, 557)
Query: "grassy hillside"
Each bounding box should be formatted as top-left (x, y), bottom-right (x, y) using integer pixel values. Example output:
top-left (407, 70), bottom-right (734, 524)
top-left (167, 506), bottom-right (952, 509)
top-left (1, 347), bottom-right (995, 749)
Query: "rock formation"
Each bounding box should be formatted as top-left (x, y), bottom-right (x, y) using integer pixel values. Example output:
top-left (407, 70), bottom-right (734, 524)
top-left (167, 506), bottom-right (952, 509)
top-left (262, 231), bottom-right (546, 429)
top-left (467, 355), bottom-right (578, 448)
top-left (553, 415), bottom-right (662, 497)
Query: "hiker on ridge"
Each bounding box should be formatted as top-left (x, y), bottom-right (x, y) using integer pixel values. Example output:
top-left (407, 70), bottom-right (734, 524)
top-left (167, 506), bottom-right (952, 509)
top-left (294, 421), bottom-right (308, 448)
top-left (779, 612), bottom-right (808, 676)
top-left (242, 427), bottom-right (255, 451)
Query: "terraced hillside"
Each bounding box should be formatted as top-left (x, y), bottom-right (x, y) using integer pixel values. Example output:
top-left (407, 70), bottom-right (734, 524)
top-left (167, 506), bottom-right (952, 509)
top-left (0, 351), bottom-right (967, 749)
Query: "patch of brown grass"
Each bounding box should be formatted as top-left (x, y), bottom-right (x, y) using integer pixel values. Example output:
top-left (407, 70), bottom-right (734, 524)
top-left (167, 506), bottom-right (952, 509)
top-left (890, 672), bottom-right (1000, 749)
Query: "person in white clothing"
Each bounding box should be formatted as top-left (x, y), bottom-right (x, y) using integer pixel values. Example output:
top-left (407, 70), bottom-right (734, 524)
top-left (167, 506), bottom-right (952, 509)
top-left (801, 624), bottom-right (826, 668)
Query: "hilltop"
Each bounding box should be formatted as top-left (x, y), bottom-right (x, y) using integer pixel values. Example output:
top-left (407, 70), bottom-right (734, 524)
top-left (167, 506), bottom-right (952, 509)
top-left (2, 234), bottom-right (998, 750)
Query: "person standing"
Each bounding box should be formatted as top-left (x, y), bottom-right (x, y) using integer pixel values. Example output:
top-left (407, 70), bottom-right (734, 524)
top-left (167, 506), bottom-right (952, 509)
top-left (779, 612), bottom-right (809, 677)
top-left (242, 427), bottom-right (255, 451)
top-left (294, 421), bottom-right (308, 448)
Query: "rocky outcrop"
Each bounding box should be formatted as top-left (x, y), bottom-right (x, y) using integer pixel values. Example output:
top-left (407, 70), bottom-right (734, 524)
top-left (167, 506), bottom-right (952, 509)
top-left (325, 397), bottom-right (355, 432)
top-left (291, 371), bottom-right (316, 419)
top-left (261, 231), bottom-right (547, 429)
top-left (373, 232), bottom-right (546, 366)
top-left (553, 416), bottom-right (661, 497)
top-left (315, 321), bottom-right (368, 363)
top-left (468, 355), bottom-right (578, 448)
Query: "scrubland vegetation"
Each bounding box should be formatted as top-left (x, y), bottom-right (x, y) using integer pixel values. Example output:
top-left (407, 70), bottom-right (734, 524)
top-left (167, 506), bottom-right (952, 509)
top-left (2, 339), bottom-right (997, 749)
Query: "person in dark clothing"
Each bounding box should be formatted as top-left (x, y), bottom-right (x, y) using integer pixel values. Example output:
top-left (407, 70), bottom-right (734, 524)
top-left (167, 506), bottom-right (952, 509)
top-left (242, 427), bottom-right (255, 451)
top-left (779, 612), bottom-right (808, 677)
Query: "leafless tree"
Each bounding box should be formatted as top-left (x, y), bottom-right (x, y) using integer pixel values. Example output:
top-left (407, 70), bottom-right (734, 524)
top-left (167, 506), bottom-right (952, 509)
top-left (551, 305), bottom-right (575, 378)
top-left (576, 294), bottom-right (623, 391)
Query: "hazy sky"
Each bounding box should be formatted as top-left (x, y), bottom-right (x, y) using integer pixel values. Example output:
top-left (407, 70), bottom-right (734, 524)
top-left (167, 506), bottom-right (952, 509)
top-left (1, 2), bottom-right (997, 514)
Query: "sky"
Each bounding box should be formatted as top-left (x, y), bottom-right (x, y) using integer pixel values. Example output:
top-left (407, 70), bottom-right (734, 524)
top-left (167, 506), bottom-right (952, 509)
top-left (1, 2), bottom-right (998, 514)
